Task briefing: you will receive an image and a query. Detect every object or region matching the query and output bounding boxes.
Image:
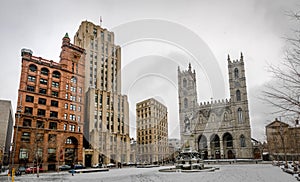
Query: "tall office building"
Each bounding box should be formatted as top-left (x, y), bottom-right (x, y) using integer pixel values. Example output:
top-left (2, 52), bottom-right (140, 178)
top-left (12, 34), bottom-right (85, 171)
top-left (136, 98), bottom-right (169, 164)
top-left (74, 21), bottom-right (130, 166)
top-left (0, 100), bottom-right (14, 166)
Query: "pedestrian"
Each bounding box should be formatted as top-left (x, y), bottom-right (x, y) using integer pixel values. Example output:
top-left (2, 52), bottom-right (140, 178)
top-left (71, 163), bottom-right (75, 176)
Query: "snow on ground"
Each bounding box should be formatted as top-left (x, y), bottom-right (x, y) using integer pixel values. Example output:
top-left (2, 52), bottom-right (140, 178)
top-left (0, 164), bottom-right (297, 182)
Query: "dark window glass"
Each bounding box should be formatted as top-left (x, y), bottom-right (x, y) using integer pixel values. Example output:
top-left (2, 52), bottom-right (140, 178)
top-left (37, 109), bottom-right (46, 116)
top-left (41, 68), bottom-right (49, 75)
top-left (29, 64), bottom-right (37, 72)
top-left (40, 78), bottom-right (48, 85)
top-left (25, 95), bottom-right (34, 103)
top-left (23, 119), bottom-right (31, 127)
top-left (39, 88), bottom-right (47, 94)
top-left (36, 120), bottom-right (44, 128)
top-left (28, 75), bottom-right (36, 82)
top-left (49, 122), bottom-right (57, 130)
top-left (52, 71), bottom-right (61, 78)
top-left (21, 132), bottom-right (30, 142)
top-left (27, 85), bottom-right (35, 92)
top-left (52, 91), bottom-right (58, 97)
top-left (24, 107), bottom-right (33, 115)
top-left (38, 98), bottom-right (47, 105)
top-left (51, 100), bottom-right (58, 107)
top-left (50, 111), bottom-right (58, 118)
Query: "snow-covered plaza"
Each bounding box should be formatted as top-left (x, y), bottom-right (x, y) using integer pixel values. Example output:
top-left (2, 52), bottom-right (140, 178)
top-left (0, 164), bottom-right (297, 182)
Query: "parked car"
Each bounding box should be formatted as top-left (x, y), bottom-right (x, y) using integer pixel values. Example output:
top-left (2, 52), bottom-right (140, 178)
top-left (106, 163), bottom-right (116, 168)
top-left (58, 165), bottom-right (71, 171)
top-left (92, 163), bottom-right (103, 168)
top-left (74, 164), bottom-right (85, 169)
top-left (18, 166), bottom-right (26, 174)
top-left (25, 167), bottom-right (44, 174)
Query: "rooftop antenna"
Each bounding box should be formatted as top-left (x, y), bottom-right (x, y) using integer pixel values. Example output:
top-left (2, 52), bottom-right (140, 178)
top-left (100, 16), bottom-right (102, 27)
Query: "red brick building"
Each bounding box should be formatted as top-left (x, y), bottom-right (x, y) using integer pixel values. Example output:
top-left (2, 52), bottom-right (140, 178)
top-left (12, 33), bottom-right (85, 171)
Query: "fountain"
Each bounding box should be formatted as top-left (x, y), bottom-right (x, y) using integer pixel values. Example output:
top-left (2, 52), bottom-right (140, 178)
top-left (159, 147), bottom-right (218, 172)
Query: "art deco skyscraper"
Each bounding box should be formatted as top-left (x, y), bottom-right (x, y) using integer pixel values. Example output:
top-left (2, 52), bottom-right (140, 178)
top-left (74, 21), bottom-right (130, 166)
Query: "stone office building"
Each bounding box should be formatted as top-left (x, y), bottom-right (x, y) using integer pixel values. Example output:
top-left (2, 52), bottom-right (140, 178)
top-left (12, 34), bottom-right (85, 170)
top-left (136, 98), bottom-right (169, 164)
top-left (74, 21), bottom-right (130, 166)
top-left (178, 54), bottom-right (253, 159)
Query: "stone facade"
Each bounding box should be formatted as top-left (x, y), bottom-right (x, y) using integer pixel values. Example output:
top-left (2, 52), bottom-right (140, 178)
top-left (178, 53), bottom-right (253, 159)
top-left (136, 98), bottom-right (169, 164)
top-left (74, 21), bottom-right (130, 166)
top-left (266, 118), bottom-right (300, 161)
top-left (0, 100), bottom-right (14, 165)
top-left (12, 34), bottom-right (85, 171)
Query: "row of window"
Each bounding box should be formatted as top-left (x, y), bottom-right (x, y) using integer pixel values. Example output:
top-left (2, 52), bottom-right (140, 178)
top-left (27, 85), bottom-right (59, 97)
top-left (26, 95), bottom-right (59, 106)
top-left (29, 64), bottom-right (61, 78)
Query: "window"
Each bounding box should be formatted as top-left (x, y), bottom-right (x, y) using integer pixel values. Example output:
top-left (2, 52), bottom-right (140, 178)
top-left (23, 119), bottom-right (31, 127)
top-left (50, 111), bottom-right (58, 118)
top-left (78, 87), bottom-right (82, 93)
top-left (70, 95), bottom-right (76, 102)
top-left (28, 75), bottom-right (36, 82)
top-left (69, 125), bottom-right (75, 132)
top-left (36, 120), bottom-right (44, 128)
top-left (64, 124), bottom-right (67, 130)
top-left (223, 112), bottom-right (228, 121)
top-left (25, 95), bottom-right (34, 103)
top-left (236, 90), bottom-right (241, 101)
top-left (64, 103), bottom-right (68, 109)
top-left (41, 68), bottom-right (49, 75)
top-left (70, 86), bottom-right (76, 92)
top-left (240, 135), bottom-right (246, 147)
top-left (234, 68), bottom-right (239, 79)
top-left (183, 78), bottom-right (187, 88)
top-left (71, 76), bottom-right (77, 84)
top-left (37, 109), bottom-right (46, 116)
top-left (38, 98), bottom-right (47, 105)
top-left (48, 134), bottom-right (56, 142)
top-left (47, 148), bottom-right (56, 162)
top-left (78, 97), bottom-right (81, 103)
top-left (52, 81), bottom-right (59, 88)
top-left (21, 132), bottom-right (30, 142)
top-left (36, 133), bottom-right (44, 142)
top-left (66, 138), bottom-right (73, 144)
top-left (78, 106), bottom-right (81, 112)
top-left (51, 100), bottom-right (58, 107)
top-left (29, 64), bottom-right (37, 72)
top-left (39, 88), bottom-right (47, 94)
top-left (40, 78), bottom-right (48, 85)
top-left (64, 113), bottom-right (68, 119)
top-left (26, 85), bottom-right (35, 92)
top-left (52, 91), bottom-right (58, 97)
top-left (70, 104), bottom-right (76, 111)
top-left (237, 108), bottom-right (243, 123)
top-left (52, 71), bottom-right (61, 78)
top-left (77, 116), bottom-right (81, 122)
top-left (19, 148), bottom-right (28, 159)
top-left (184, 98), bottom-right (188, 109)
top-left (49, 122), bottom-right (57, 129)
top-left (65, 94), bottom-right (68, 99)
top-left (70, 114), bottom-right (76, 121)
top-left (24, 107), bottom-right (33, 115)
top-left (66, 84), bottom-right (69, 90)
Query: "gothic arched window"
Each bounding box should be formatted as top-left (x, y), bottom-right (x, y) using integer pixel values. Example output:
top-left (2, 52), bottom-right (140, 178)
top-left (184, 98), bottom-right (188, 109)
top-left (236, 90), bottom-right (241, 101)
top-left (234, 68), bottom-right (239, 79)
top-left (223, 112), bottom-right (228, 121)
top-left (240, 135), bottom-right (246, 147)
top-left (237, 108), bottom-right (243, 123)
top-left (183, 78), bottom-right (187, 88)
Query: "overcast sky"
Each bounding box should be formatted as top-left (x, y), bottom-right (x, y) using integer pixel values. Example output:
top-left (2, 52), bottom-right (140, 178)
top-left (1, 0), bottom-right (299, 141)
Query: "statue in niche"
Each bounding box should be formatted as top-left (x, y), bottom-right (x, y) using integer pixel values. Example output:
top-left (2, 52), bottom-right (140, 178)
top-left (184, 114), bottom-right (191, 133)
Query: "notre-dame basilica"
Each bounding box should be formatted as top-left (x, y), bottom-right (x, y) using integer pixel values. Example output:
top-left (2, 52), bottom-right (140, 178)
top-left (178, 53), bottom-right (253, 159)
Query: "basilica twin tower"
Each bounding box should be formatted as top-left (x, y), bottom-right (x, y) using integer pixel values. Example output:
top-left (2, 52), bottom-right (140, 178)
top-left (178, 53), bottom-right (253, 159)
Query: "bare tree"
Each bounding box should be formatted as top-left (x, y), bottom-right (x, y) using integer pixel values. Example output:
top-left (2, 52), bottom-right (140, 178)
top-left (262, 11), bottom-right (300, 117)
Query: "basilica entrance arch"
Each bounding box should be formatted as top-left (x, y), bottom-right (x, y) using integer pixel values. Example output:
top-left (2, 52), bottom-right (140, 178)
top-left (223, 132), bottom-right (234, 159)
top-left (198, 135), bottom-right (208, 159)
top-left (210, 134), bottom-right (220, 159)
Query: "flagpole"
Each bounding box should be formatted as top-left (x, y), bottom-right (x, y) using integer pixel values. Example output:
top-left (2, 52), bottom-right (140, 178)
top-left (100, 16), bottom-right (102, 27)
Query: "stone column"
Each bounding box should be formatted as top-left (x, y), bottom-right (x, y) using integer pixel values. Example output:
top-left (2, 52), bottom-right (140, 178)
top-left (220, 140), bottom-right (224, 158)
top-left (207, 142), bottom-right (211, 158)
